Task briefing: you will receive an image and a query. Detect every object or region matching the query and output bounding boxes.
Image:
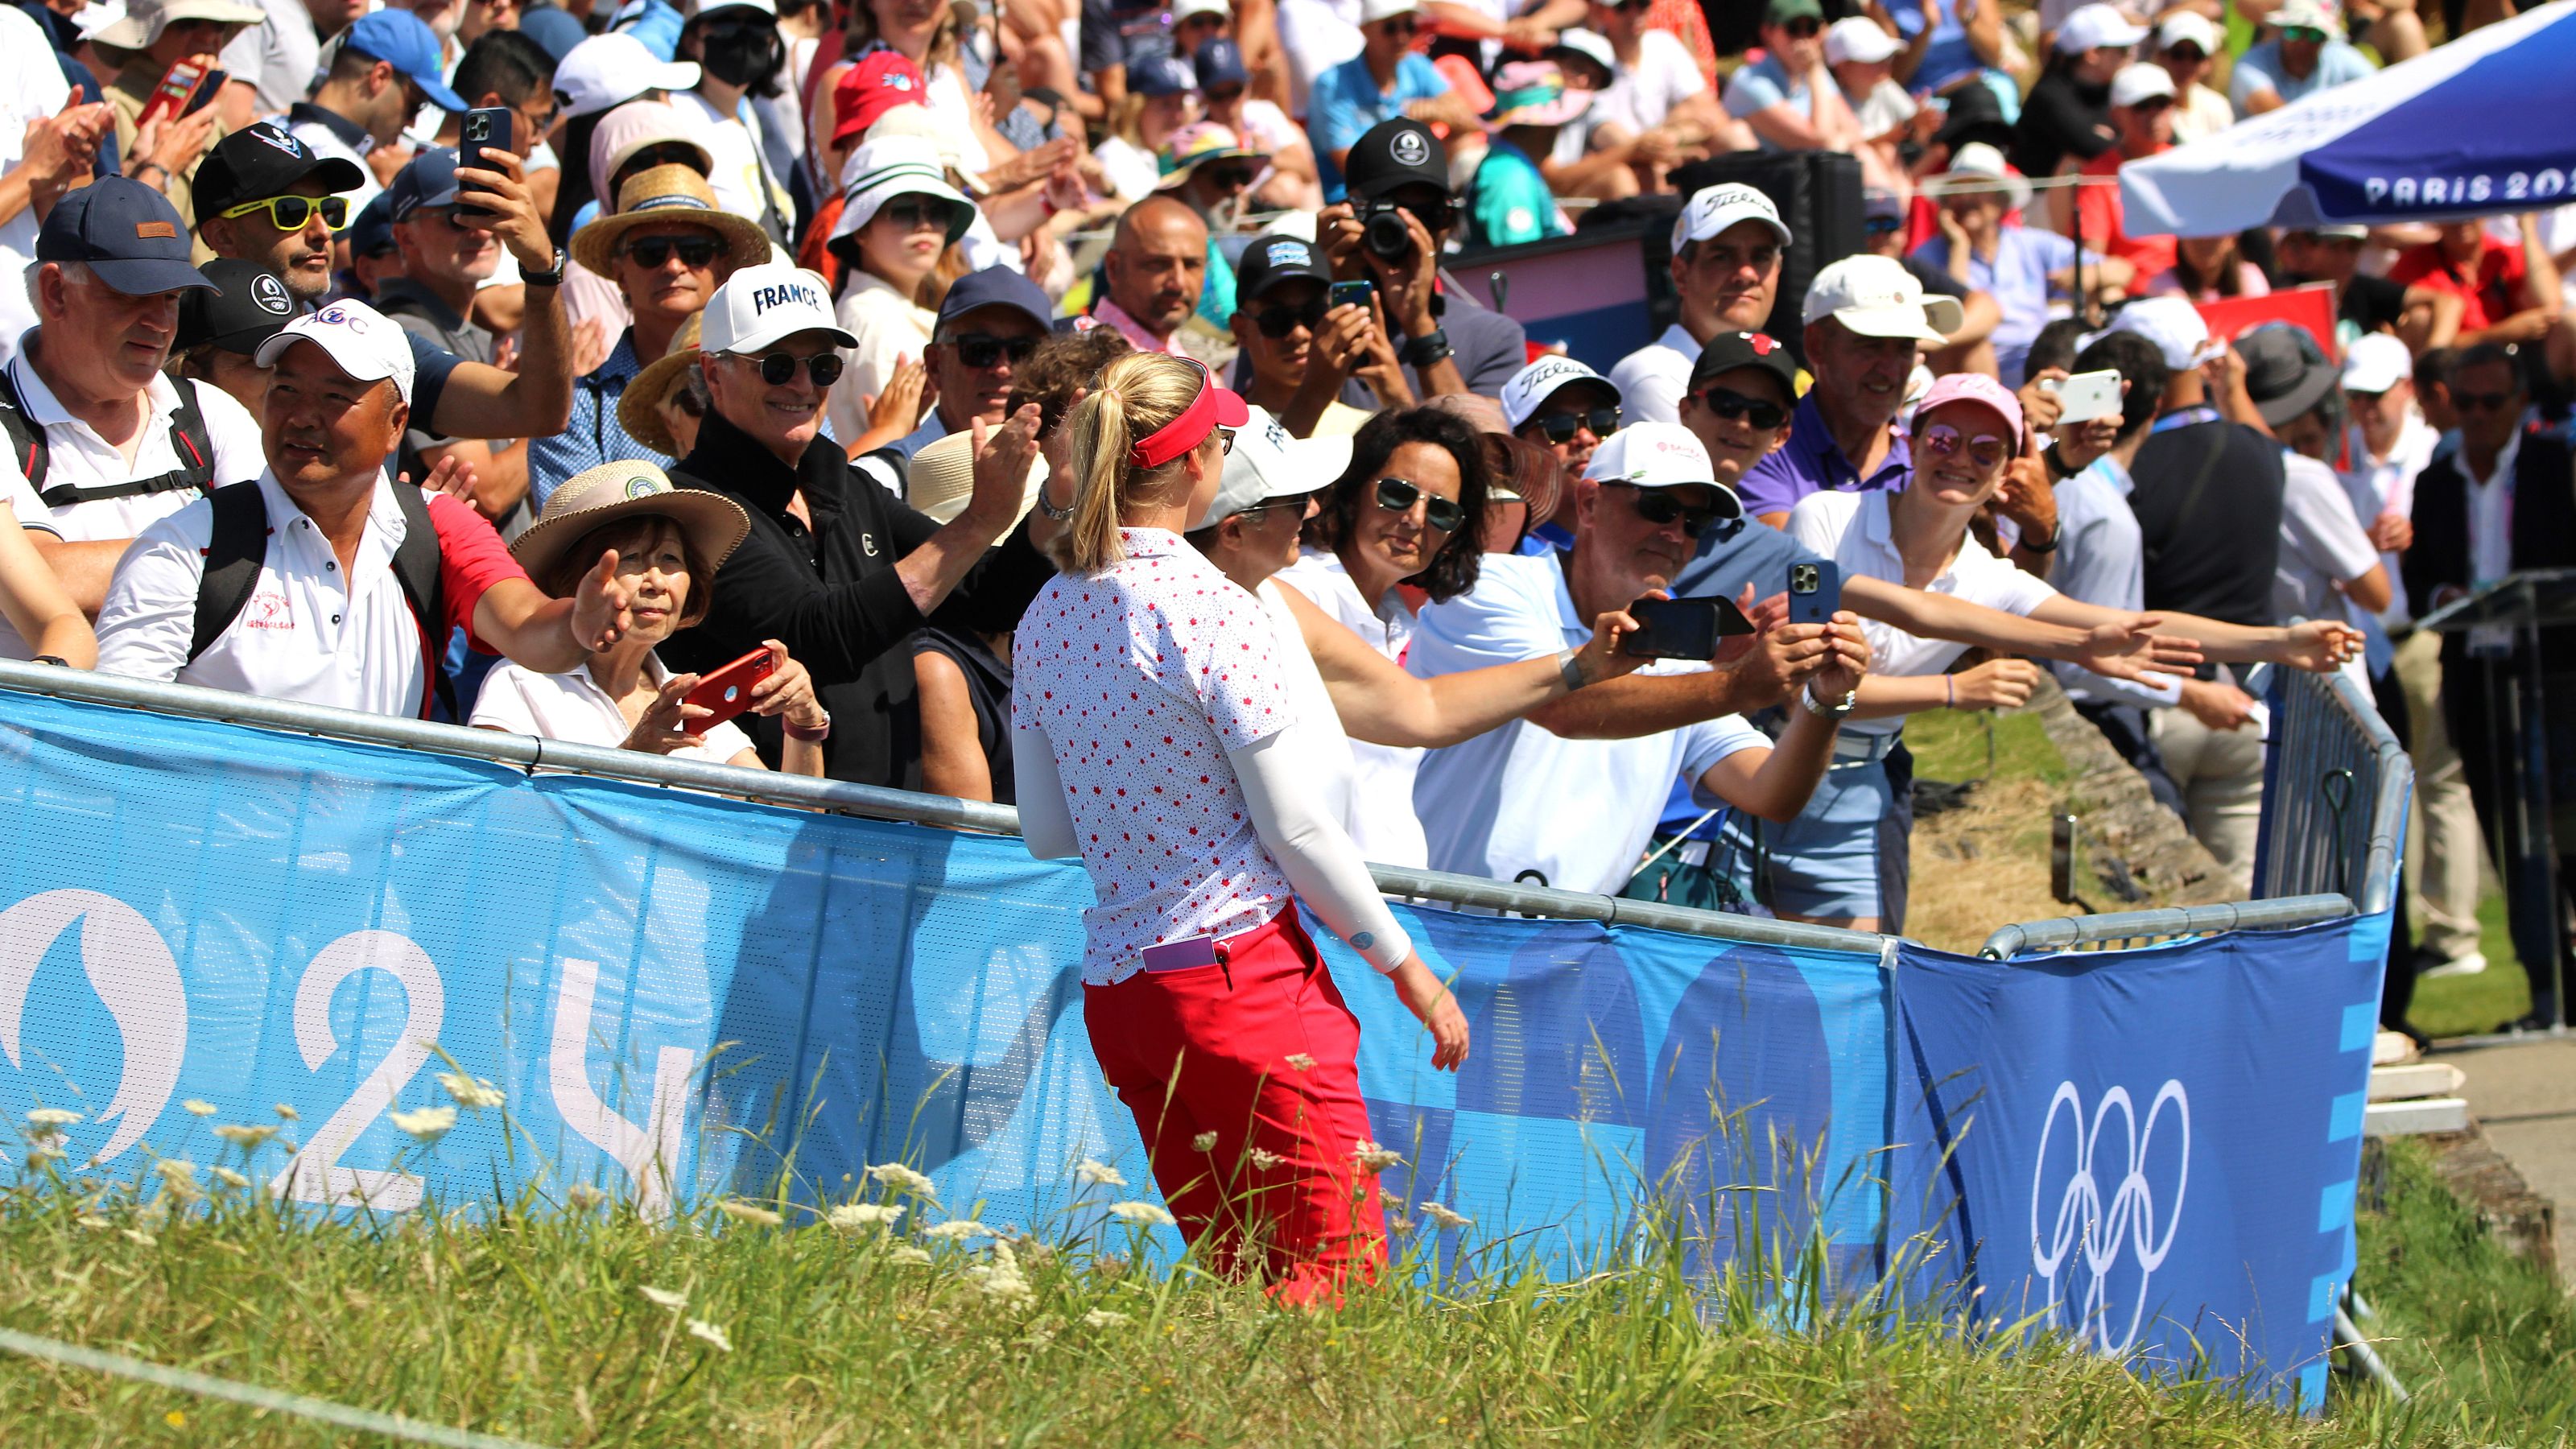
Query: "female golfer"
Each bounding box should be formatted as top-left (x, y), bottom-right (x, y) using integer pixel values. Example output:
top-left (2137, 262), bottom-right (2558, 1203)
top-left (1013, 352), bottom-right (1466, 1303)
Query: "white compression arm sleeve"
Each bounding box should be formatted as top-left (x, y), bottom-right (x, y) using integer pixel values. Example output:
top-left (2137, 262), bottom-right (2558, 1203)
top-left (1228, 728), bottom-right (1413, 973)
top-left (1009, 724), bottom-right (1081, 860)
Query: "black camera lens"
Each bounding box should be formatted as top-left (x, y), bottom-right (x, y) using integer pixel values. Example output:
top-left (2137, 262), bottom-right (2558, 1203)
top-left (1362, 204), bottom-right (1414, 260)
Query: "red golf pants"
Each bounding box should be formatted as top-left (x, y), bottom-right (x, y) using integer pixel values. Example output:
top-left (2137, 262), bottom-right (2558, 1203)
top-left (1083, 904), bottom-right (1387, 1303)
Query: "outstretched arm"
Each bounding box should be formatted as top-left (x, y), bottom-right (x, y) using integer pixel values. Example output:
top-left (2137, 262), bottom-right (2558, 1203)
top-left (1286, 581), bottom-right (1641, 747)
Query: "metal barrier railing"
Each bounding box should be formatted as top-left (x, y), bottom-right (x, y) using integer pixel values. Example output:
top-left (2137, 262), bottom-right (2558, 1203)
top-left (1980, 668), bottom-right (2411, 959)
top-left (0, 659), bottom-right (1890, 957)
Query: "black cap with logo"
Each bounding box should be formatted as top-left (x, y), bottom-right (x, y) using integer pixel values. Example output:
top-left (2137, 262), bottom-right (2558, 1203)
top-left (193, 123), bottom-right (368, 224)
top-left (178, 259), bottom-right (299, 356)
top-left (1687, 329), bottom-right (1802, 398)
top-left (1343, 118), bottom-right (1447, 201)
top-left (1234, 232), bottom-right (1331, 302)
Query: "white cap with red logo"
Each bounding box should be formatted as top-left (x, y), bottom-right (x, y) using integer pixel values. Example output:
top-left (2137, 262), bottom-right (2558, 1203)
top-left (1582, 421), bottom-right (1716, 489)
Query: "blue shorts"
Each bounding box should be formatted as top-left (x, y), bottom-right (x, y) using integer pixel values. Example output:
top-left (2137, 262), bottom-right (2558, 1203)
top-left (1725, 741), bottom-right (1915, 927)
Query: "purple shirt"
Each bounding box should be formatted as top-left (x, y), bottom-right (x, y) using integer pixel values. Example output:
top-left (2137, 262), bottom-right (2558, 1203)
top-left (1736, 393), bottom-right (1911, 519)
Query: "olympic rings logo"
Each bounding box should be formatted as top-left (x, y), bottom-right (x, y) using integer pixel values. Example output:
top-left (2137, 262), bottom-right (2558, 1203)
top-left (2028, 1079), bottom-right (2190, 1356)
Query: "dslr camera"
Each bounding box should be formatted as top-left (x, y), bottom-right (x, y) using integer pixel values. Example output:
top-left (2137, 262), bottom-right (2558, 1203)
top-left (1358, 198), bottom-right (1418, 262)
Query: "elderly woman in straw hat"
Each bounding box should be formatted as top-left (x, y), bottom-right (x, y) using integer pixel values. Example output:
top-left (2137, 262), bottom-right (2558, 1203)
top-left (531, 163), bottom-right (771, 508)
top-left (471, 460), bottom-right (830, 772)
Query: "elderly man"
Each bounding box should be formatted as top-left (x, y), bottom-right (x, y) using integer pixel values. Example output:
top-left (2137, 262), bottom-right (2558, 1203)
top-left (2, 180), bottom-right (266, 617)
top-left (93, 0), bottom-right (267, 227)
top-left (1092, 196), bottom-right (1212, 360)
top-left (663, 262), bottom-right (1055, 790)
top-left (1407, 422), bottom-right (1865, 895)
top-left (1608, 184), bottom-right (1791, 425)
top-left (857, 267), bottom-right (1057, 490)
top-left (94, 299), bottom-right (628, 715)
top-left (1226, 231), bottom-right (1404, 438)
top-left (1737, 255), bottom-right (1955, 526)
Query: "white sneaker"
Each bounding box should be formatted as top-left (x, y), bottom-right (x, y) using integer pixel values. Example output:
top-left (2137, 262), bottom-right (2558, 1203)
top-left (2423, 951), bottom-right (2489, 980)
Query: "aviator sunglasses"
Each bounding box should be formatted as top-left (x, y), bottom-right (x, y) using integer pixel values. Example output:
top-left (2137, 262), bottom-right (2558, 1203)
top-left (1373, 477), bottom-right (1463, 533)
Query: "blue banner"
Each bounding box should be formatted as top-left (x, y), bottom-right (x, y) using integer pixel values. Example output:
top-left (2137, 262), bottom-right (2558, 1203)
top-left (1886, 916), bottom-right (2388, 1411)
top-left (0, 689), bottom-right (1893, 1280)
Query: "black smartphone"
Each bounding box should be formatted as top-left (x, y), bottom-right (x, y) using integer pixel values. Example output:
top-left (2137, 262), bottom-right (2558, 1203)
top-left (456, 107), bottom-right (516, 225)
top-left (1621, 595), bottom-right (1756, 660)
top-left (1787, 559), bottom-right (1841, 627)
top-left (1327, 279), bottom-right (1374, 312)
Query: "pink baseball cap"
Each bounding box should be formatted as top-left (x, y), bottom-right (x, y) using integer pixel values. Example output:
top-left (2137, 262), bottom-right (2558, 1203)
top-left (1913, 371), bottom-right (2023, 448)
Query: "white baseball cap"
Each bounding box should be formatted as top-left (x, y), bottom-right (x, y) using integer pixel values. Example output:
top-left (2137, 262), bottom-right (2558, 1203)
top-left (1172, 0), bottom-right (1227, 19)
top-left (255, 299), bottom-right (417, 405)
top-left (2054, 2), bottom-right (2148, 52)
top-left (2154, 9), bottom-right (2219, 53)
top-left (2270, 0), bottom-right (2344, 35)
top-left (1824, 15), bottom-right (1901, 65)
top-left (2086, 296), bottom-right (2220, 371)
top-left (1582, 420), bottom-right (1718, 489)
top-left (1191, 407), bottom-right (1352, 530)
top-left (1673, 181), bottom-right (1791, 257)
top-left (1501, 355), bottom-right (1621, 431)
top-left (2108, 60), bottom-right (2177, 108)
top-left (2340, 332), bottom-right (2413, 394)
top-left (555, 34), bottom-right (702, 120)
top-left (1802, 254), bottom-right (1963, 344)
top-left (1359, 0), bottom-right (1420, 23)
top-left (703, 261), bottom-right (858, 356)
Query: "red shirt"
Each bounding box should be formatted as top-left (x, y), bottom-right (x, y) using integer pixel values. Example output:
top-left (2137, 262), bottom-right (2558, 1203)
top-left (2388, 235), bottom-right (2529, 333)
top-left (424, 489), bottom-right (529, 654)
top-left (2077, 147), bottom-right (2178, 281)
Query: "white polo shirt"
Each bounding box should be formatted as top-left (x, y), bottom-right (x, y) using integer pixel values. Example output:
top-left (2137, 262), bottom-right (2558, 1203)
top-left (1276, 547), bottom-right (1428, 869)
top-left (2339, 411), bottom-right (2436, 629)
top-left (95, 470), bottom-right (526, 716)
top-left (0, 339), bottom-right (266, 542)
top-left (1787, 489), bottom-right (2058, 737)
top-left (1407, 551), bottom-right (1766, 896)
top-left (471, 654), bottom-right (757, 766)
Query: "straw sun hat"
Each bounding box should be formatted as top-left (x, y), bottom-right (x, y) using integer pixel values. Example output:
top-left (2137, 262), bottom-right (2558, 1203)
top-left (510, 460), bottom-right (750, 586)
top-left (904, 428), bottom-right (1051, 526)
top-left (618, 313), bottom-right (704, 457)
top-left (570, 164), bottom-right (772, 281)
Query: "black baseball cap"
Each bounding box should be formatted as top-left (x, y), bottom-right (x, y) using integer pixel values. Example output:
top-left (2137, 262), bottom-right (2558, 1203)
top-left (1233, 232), bottom-right (1331, 303)
top-left (1344, 118), bottom-right (1447, 202)
top-left (177, 259), bottom-right (298, 356)
top-left (1687, 330), bottom-right (1801, 398)
top-left (192, 123), bottom-right (368, 224)
top-left (36, 178), bottom-right (212, 295)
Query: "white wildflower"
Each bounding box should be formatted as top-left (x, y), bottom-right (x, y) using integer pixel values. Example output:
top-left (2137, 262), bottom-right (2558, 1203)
top-left (1388, 1214), bottom-right (1416, 1235)
top-left (969, 1241), bottom-right (1032, 1302)
top-left (75, 1214), bottom-right (110, 1231)
top-left (155, 1159), bottom-right (200, 1192)
top-left (1352, 1141), bottom-right (1404, 1172)
top-left (1084, 1308), bottom-right (1132, 1328)
top-left (1248, 1147), bottom-right (1283, 1170)
top-left (920, 1218), bottom-right (993, 1241)
top-left (564, 1184), bottom-right (609, 1211)
top-left (1418, 1201), bottom-right (1472, 1232)
top-left (387, 1105), bottom-right (456, 1141)
top-left (684, 1319), bottom-right (732, 1353)
top-left (26, 1108), bottom-right (80, 1128)
top-left (1190, 1131), bottom-right (1219, 1153)
top-left (211, 1124), bottom-right (276, 1149)
top-left (1282, 1053), bottom-right (1316, 1072)
top-left (888, 1245), bottom-right (935, 1266)
top-left (1074, 1158), bottom-right (1127, 1188)
top-left (23, 1142), bottom-right (61, 1166)
top-left (210, 1166), bottom-right (250, 1190)
top-left (826, 1202), bottom-right (903, 1230)
top-left (638, 1285), bottom-right (687, 1311)
top-left (715, 1199), bottom-right (783, 1228)
top-left (121, 1228), bottom-right (156, 1247)
top-left (273, 1104), bottom-right (299, 1121)
top-left (181, 1100), bottom-right (217, 1117)
top-left (435, 1072), bottom-right (506, 1111)
top-left (1107, 1201), bottom-right (1176, 1228)
top-left (865, 1162), bottom-right (938, 1199)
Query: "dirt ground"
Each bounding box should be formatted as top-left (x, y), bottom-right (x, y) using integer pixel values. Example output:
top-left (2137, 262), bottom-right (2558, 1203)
top-left (1905, 774), bottom-right (2074, 956)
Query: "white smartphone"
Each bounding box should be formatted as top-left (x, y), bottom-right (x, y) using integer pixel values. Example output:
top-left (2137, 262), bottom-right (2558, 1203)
top-left (2051, 368), bottom-right (2124, 426)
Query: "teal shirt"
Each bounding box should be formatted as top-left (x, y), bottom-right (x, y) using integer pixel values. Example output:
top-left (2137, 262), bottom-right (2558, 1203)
top-left (1197, 235), bottom-right (1236, 328)
top-left (1467, 140), bottom-right (1563, 249)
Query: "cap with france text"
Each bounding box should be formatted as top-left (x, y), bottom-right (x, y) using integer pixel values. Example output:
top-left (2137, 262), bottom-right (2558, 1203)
top-left (704, 262), bottom-right (858, 354)
top-left (1501, 355), bottom-right (1620, 431)
top-left (255, 299), bottom-right (418, 404)
top-left (192, 123), bottom-right (367, 222)
top-left (37, 178), bottom-right (213, 295)
top-left (1344, 117), bottom-right (1447, 201)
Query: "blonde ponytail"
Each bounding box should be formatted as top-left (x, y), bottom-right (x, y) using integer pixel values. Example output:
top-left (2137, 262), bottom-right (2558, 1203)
top-left (1046, 352), bottom-right (1210, 573)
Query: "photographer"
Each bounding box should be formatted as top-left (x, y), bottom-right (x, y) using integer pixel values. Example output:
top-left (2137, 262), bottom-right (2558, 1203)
top-left (1316, 119), bottom-right (1528, 402)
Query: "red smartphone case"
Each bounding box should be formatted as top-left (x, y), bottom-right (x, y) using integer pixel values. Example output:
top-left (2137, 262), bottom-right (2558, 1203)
top-left (681, 649), bottom-right (775, 729)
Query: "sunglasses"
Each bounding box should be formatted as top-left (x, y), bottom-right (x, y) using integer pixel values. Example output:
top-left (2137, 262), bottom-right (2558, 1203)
top-left (2344, 388), bottom-right (2388, 408)
top-left (1254, 298), bottom-right (1327, 337)
top-left (1696, 386), bottom-right (1788, 431)
top-left (1203, 166), bottom-right (1260, 191)
top-left (2282, 25), bottom-right (2329, 41)
top-left (221, 194), bottom-right (351, 232)
top-left (1602, 481), bottom-right (1736, 537)
top-left (1864, 215), bottom-right (1904, 235)
top-left (1532, 406), bottom-right (1621, 445)
top-left (1206, 84), bottom-right (1246, 103)
top-left (1916, 421), bottom-right (2010, 470)
top-left (1610, 0), bottom-right (1652, 11)
top-left (2131, 95), bottom-right (2175, 114)
top-left (622, 233), bottom-right (722, 269)
top-left (1373, 477), bottom-right (1463, 533)
top-left (2164, 43), bottom-right (2207, 61)
top-left (1377, 14), bottom-right (1418, 35)
top-left (1781, 15), bottom-right (1821, 36)
top-left (879, 197), bottom-right (950, 233)
top-left (1241, 490), bottom-right (1311, 518)
top-left (2450, 390), bottom-right (2519, 413)
top-left (948, 332), bottom-right (1040, 369)
top-left (736, 350), bottom-right (845, 386)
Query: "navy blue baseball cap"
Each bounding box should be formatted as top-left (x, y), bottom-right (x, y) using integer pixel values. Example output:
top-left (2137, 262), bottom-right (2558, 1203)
top-left (387, 147), bottom-right (466, 222)
top-left (935, 266), bottom-right (1055, 335)
top-left (36, 178), bottom-right (213, 295)
top-left (349, 190), bottom-right (398, 256)
top-left (346, 10), bottom-right (469, 113)
top-left (1129, 54), bottom-right (1198, 98)
top-left (514, 2), bottom-right (588, 60)
top-left (1194, 37), bottom-right (1249, 90)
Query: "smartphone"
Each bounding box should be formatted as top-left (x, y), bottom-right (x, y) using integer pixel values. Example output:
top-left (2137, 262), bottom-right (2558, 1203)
top-left (1327, 279), bottom-right (1374, 313)
top-left (682, 647), bottom-right (776, 729)
top-left (2051, 368), bottom-right (2124, 426)
top-left (456, 107), bottom-right (517, 225)
top-left (137, 60), bottom-right (224, 130)
top-left (1621, 595), bottom-right (1755, 660)
top-left (1140, 934), bottom-right (1225, 973)
top-left (1786, 559), bottom-right (1841, 627)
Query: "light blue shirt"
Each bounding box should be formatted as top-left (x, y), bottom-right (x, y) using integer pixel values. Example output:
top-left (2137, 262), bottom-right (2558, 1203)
top-left (1722, 55), bottom-right (1810, 151)
top-left (1308, 52), bottom-right (1449, 200)
top-left (2049, 456), bottom-right (2173, 708)
top-left (1909, 227), bottom-right (2089, 386)
top-left (2228, 37), bottom-right (2374, 112)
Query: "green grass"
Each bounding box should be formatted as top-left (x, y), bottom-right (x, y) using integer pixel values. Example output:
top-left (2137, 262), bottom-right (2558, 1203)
top-left (2408, 889), bottom-right (2535, 1039)
top-left (1903, 708), bottom-right (2072, 788)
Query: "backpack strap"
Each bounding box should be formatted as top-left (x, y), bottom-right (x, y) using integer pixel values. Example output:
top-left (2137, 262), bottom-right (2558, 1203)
top-left (0, 365), bottom-right (46, 494)
top-left (28, 376), bottom-right (223, 507)
top-left (387, 478), bottom-right (457, 722)
top-left (188, 481), bottom-right (270, 663)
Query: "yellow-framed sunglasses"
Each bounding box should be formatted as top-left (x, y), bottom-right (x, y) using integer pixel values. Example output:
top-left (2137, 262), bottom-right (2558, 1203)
top-left (217, 194), bottom-right (352, 233)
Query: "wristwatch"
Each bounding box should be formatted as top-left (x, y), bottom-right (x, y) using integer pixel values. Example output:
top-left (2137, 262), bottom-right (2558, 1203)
top-left (2019, 528), bottom-right (2060, 554)
top-left (1399, 328), bottom-right (1452, 369)
top-left (1798, 680), bottom-right (1856, 719)
top-left (522, 247), bottom-right (568, 288)
top-left (1036, 483), bottom-right (1075, 522)
top-left (784, 712), bottom-right (832, 742)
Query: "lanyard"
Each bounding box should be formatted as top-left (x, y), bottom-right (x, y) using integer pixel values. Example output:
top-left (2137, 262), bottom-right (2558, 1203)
top-left (2150, 405), bottom-right (2220, 435)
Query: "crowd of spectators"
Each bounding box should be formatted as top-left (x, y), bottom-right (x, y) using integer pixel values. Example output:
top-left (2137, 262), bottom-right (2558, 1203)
top-left (0, 0), bottom-right (2553, 1069)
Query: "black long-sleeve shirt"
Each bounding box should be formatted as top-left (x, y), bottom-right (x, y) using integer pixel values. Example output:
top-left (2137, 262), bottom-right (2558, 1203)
top-left (664, 411), bottom-right (1053, 789)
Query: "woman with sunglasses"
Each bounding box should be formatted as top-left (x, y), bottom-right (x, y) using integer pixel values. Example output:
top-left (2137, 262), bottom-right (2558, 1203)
top-left (1014, 351), bottom-right (1468, 1305)
top-left (821, 134), bottom-right (979, 448)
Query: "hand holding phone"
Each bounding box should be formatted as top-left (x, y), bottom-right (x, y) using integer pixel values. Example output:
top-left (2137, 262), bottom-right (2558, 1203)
top-left (682, 647), bottom-right (778, 729)
top-left (137, 60), bottom-right (224, 131)
top-left (1620, 595), bottom-right (1755, 659)
top-left (1785, 559), bottom-right (1840, 627)
top-left (1327, 279), bottom-right (1374, 313)
top-left (2051, 368), bottom-right (2124, 427)
top-left (456, 107), bottom-right (517, 225)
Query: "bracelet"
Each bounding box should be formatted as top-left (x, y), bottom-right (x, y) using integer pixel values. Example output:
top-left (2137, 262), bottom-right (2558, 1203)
top-left (783, 712), bottom-right (832, 742)
top-left (1799, 680), bottom-right (1856, 719)
top-left (1399, 328), bottom-right (1451, 369)
top-left (130, 162), bottom-right (168, 184)
top-left (1946, 675), bottom-right (1955, 708)
top-left (1556, 648), bottom-right (1587, 693)
top-left (2019, 530), bottom-right (2059, 555)
top-left (31, 654), bottom-right (66, 667)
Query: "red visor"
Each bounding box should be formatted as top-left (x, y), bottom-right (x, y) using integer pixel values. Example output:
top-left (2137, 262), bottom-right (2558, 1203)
top-left (1128, 359), bottom-right (1251, 469)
